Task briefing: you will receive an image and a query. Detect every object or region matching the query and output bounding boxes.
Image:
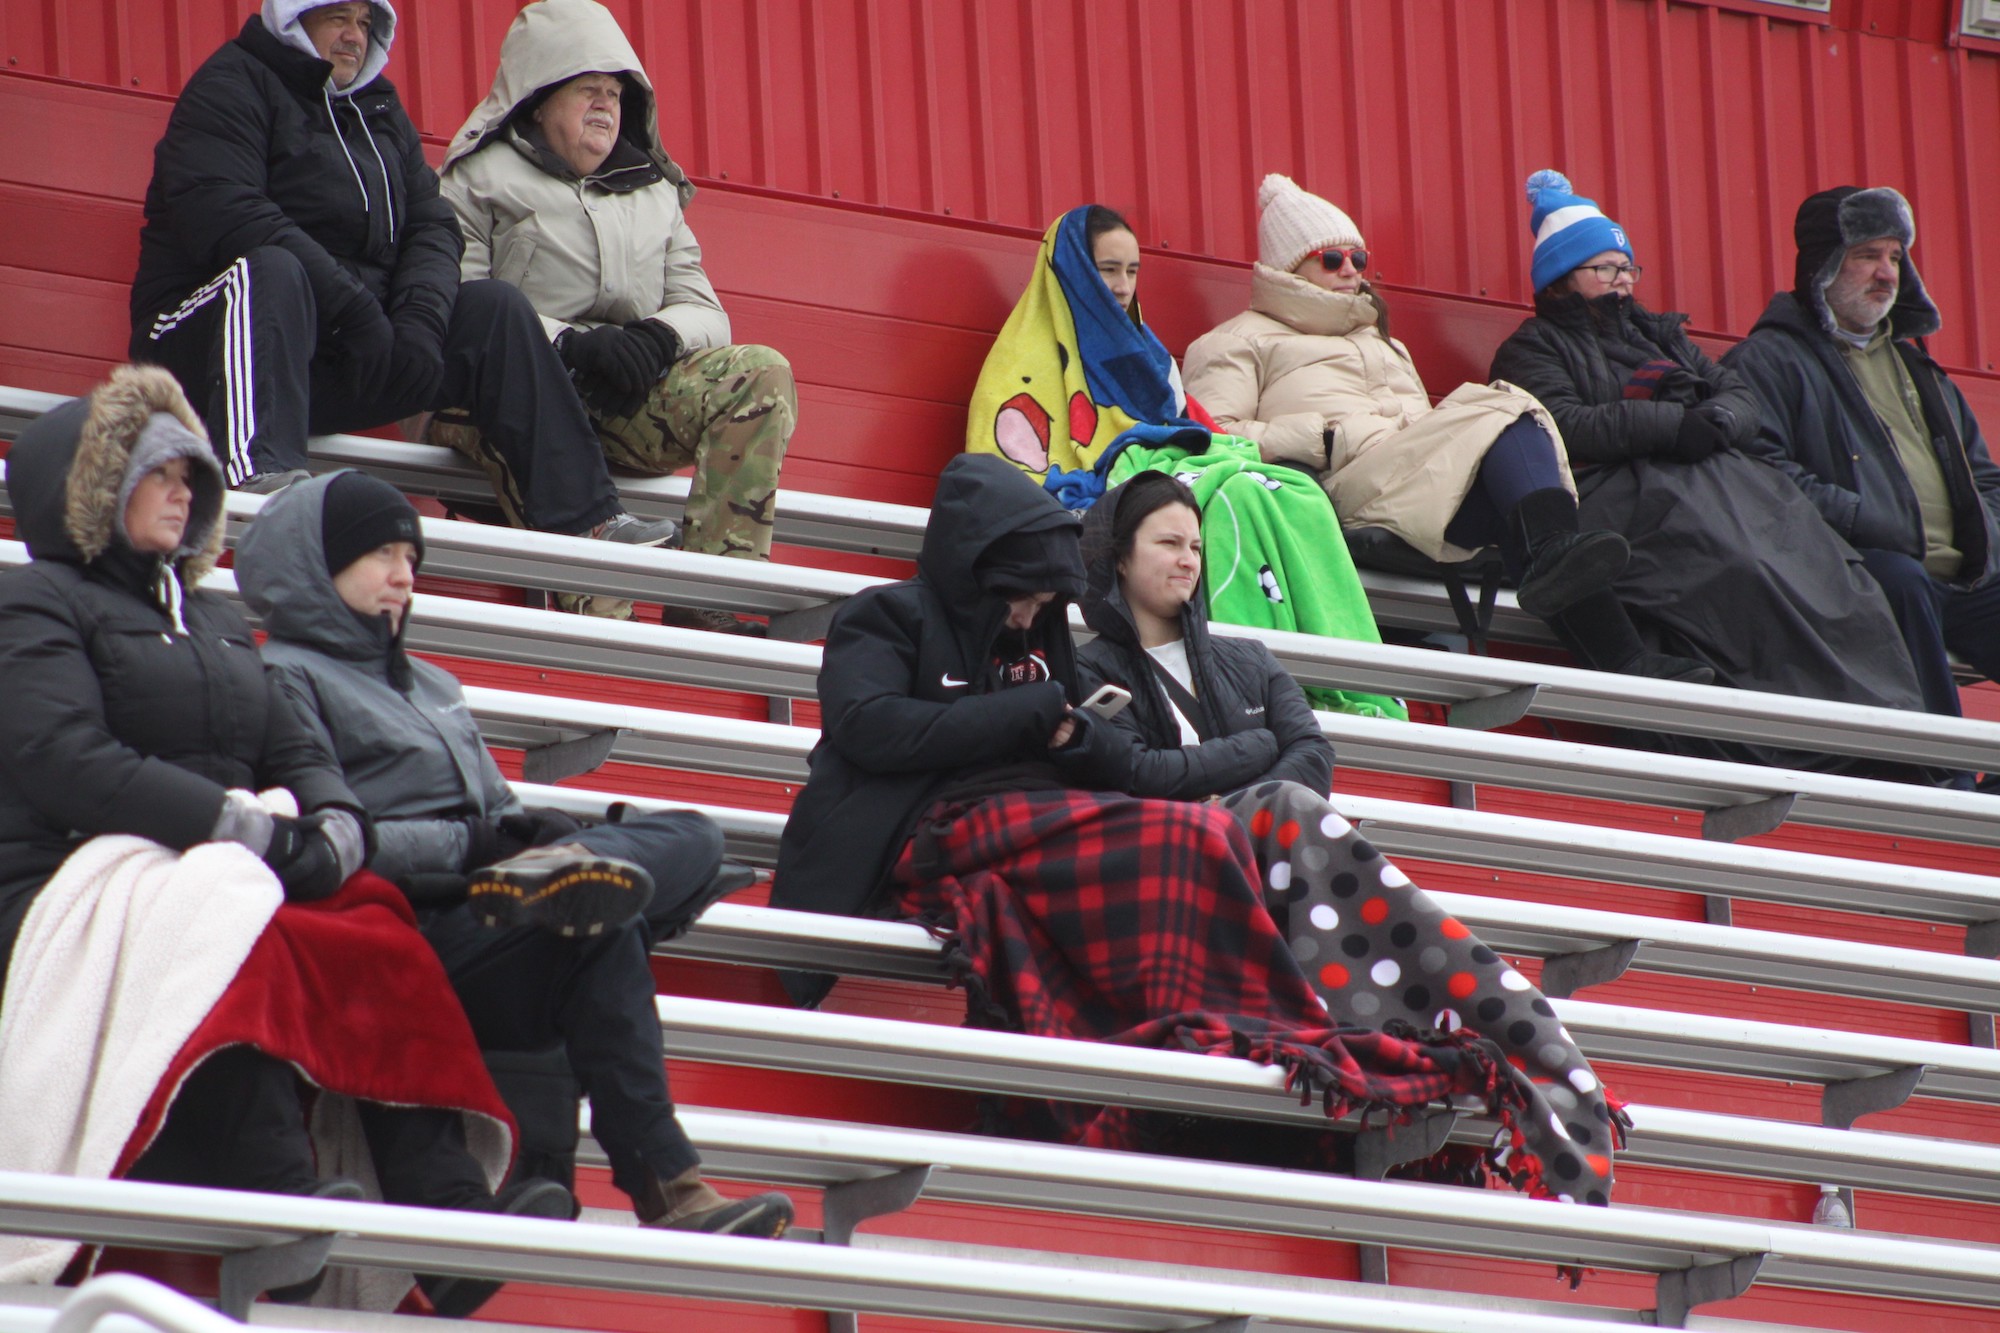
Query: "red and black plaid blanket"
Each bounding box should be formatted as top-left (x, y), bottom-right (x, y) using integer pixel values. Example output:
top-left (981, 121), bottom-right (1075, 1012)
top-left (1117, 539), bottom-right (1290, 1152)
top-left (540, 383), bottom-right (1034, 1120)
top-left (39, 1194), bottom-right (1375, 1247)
top-left (891, 788), bottom-right (1531, 1171)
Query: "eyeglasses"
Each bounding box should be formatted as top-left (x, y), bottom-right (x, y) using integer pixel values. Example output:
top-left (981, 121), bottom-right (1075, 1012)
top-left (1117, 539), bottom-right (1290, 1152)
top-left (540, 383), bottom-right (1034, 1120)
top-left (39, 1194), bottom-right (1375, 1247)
top-left (1575, 262), bottom-right (1643, 284)
top-left (1314, 247), bottom-right (1369, 273)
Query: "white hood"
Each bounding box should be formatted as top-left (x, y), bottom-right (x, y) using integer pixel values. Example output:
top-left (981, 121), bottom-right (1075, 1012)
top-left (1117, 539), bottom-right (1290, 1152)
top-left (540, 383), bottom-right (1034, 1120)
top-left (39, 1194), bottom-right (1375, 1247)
top-left (262, 0), bottom-right (397, 97)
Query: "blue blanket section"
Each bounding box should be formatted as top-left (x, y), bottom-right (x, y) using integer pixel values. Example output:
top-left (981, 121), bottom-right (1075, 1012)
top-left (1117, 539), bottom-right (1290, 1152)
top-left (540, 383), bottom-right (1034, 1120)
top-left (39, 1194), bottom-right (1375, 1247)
top-left (1043, 423), bottom-right (1213, 510)
top-left (1048, 210), bottom-right (1202, 433)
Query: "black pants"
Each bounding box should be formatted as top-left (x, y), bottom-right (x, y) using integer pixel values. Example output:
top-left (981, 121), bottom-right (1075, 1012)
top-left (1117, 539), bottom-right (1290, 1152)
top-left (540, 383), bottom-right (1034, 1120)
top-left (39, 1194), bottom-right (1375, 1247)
top-left (421, 811), bottom-right (725, 1203)
top-left (1442, 416), bottom-right (1569, 557)
top-left (1858, 548), bottom-right (2000, 717)
top-left (126, 1044), bottom-right (490, 1207)
top-left (133, 246), bottom-right (620, 535)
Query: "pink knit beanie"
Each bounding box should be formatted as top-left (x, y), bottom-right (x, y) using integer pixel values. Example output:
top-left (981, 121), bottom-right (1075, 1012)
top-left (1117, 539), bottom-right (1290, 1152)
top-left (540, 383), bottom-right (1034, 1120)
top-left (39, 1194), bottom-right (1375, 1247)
top-left (1257, 173), bottom-right (1364, 274)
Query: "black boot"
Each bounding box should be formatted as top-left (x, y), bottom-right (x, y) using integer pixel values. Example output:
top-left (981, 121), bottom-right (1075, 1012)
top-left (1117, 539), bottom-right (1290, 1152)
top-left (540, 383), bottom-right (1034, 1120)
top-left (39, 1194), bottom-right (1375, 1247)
top-left (1503, 488), bottom-right (1630, 618)
top-left (418, 1178), bottom-right (575, 1318)
top-left (1549, 590), bottom-right (1716, 684)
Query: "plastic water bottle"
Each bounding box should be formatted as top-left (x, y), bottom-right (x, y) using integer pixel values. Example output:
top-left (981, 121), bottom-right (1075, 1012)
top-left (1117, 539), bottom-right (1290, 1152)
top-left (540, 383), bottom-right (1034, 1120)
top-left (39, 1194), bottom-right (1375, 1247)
top-left (1811, 1184), bottom-right (1853, 1228)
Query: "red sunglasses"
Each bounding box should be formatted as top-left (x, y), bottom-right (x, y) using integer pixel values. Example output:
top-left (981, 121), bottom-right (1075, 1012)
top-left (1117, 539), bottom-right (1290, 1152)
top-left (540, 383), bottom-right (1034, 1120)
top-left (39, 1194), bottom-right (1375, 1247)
top-left (1314, 247), bottom-right (1369, 273)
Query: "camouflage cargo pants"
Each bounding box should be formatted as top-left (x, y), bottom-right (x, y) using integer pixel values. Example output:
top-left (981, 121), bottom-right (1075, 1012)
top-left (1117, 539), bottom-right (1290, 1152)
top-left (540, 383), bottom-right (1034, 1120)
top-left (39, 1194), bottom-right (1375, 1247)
top-left (430, 343), bottom-right (796, 617)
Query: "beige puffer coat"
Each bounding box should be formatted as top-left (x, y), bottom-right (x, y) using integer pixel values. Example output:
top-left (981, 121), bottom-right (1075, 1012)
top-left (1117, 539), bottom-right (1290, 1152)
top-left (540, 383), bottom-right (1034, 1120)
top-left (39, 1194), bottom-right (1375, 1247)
top-left (1184, 264), bottom-right (1570, 562)
top-left (438, 0), bottom-right (729, 352)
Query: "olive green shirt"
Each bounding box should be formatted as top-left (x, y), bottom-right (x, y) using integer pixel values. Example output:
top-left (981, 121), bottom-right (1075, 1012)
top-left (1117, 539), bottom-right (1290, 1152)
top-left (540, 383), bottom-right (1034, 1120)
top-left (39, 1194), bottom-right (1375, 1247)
top-left (1841, 323), bottom-right (1961, 578)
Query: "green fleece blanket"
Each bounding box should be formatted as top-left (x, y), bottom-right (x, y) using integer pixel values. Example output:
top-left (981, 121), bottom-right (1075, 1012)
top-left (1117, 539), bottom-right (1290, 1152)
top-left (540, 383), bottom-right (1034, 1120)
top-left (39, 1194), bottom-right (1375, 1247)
top-left (1110, 438), bottom-right (1405, 720)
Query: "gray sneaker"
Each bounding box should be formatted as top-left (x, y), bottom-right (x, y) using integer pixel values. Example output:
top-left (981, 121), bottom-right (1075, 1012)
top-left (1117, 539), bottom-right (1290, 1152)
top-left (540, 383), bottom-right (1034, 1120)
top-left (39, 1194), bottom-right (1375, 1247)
top-left (236, 468), bottom-right (312, 496)
top-left (587, 512), bottom-right (680, 547)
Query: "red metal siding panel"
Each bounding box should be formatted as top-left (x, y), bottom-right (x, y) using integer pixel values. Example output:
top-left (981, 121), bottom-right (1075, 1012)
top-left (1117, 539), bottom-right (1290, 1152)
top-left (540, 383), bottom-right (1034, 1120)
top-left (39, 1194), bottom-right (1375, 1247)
top-left (1, 0), bottom-right (1993, 373)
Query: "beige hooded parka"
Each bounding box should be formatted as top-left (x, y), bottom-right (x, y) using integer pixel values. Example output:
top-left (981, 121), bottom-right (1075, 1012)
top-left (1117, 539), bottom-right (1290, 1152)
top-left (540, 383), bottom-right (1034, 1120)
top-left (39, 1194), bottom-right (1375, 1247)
top-left (1184, 264), bottom-right (1571, 563)
top-left (439, 0), bottom-right (729, 352)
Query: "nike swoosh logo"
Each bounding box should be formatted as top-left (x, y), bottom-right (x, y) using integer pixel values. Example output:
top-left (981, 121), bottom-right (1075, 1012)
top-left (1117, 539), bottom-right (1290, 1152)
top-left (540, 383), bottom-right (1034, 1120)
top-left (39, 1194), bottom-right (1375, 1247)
top-left (941, 673), bottom-right (969, 688)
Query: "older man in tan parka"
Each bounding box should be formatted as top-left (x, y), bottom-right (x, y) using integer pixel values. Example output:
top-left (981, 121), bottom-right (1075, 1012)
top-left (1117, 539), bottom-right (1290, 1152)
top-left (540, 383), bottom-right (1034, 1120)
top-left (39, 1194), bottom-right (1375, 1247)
top-left (438, 0), bottom-right (795, 631)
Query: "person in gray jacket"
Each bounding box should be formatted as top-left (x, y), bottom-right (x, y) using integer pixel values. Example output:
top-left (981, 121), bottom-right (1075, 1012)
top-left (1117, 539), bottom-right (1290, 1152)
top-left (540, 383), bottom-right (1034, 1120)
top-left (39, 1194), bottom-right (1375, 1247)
top-left (235, 469), bottom-right (793, 1237)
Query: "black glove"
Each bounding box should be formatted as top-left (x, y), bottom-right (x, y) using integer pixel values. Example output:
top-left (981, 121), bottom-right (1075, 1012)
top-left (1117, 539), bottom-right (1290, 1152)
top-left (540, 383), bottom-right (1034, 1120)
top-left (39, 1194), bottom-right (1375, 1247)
top-left (1692, 399), bottom-right (1748, 447)
top-left (380, 317), bottom-right (447, 413)
top-left (1662, 406), bottom-right (1727, 462)
top-left (264, 813), bottom-right (345, 902)
top-left (461, 807), bottom-right (585, 871)
top-left (556, 323), bottom-right (669, 396)
top-left (327, 294), bottom-right (396, 397)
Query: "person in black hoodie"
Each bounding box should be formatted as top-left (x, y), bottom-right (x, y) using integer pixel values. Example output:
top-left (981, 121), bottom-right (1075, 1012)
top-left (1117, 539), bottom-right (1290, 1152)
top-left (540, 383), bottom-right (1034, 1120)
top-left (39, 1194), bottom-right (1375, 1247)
top-left (1725, 185), bottom-right (2000, 722)
top-left (774, 456), bottom-right (1588, 1196)
top-left (1074, 471), bottom-right (1620, 1206)
top-left (1490, 172), bottom-right (1927, 773)
top-left (126, 0), bottom-right (676, 555)
top-left (0, 366), bottom-right (569, 1315)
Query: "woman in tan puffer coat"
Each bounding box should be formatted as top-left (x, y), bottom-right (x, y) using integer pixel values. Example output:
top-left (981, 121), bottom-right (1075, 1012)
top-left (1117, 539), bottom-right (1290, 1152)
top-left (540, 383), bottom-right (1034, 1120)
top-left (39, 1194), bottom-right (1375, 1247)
top-left (1185, 175), bottom-right (1707, 682)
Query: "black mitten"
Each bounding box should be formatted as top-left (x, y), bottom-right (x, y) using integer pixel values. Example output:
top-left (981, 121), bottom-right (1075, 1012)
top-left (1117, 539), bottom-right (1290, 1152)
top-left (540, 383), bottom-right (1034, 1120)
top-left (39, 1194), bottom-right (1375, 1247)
top-left (264, 814), bottom-right (344, 901)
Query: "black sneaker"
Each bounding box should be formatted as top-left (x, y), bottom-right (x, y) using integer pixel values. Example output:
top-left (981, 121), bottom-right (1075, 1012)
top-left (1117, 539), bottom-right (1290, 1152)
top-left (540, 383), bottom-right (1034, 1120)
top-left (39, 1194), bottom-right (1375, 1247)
top-left (267, 1178), bottom-right (365, 1303)
top-left (419, 1178), bottom-right (574, 1318)
top-left (236, 469), bottom-right (312, 496)
top-left (465, 844), bottom-right (654, 937)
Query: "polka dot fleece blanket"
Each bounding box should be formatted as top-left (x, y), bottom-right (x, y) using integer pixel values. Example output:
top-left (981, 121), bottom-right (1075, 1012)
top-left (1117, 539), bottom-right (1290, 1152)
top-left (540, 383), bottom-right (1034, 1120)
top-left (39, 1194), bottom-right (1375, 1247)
top-left (892, 785), bottom-right (1625, 1209)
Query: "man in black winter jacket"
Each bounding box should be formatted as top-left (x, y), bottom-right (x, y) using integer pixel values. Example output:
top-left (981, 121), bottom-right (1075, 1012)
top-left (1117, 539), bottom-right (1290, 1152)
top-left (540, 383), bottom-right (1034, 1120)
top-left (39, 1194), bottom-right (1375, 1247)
top-left (1726, 187), bottom-right (2000, 719)
top-left (127, 0), bottom-right (674, 552)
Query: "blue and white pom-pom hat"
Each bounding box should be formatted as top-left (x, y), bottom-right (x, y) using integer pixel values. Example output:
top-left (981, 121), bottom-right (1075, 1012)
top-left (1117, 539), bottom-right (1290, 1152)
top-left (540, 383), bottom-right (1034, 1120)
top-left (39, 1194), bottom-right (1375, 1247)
top-left (1525, 169), bottom-right (1632, 294)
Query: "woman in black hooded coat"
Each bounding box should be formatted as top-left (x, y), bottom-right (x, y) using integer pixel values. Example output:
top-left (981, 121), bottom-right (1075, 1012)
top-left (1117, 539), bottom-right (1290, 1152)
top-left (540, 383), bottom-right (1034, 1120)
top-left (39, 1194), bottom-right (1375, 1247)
top-left (1490, 174), bottom-right (1926, 773)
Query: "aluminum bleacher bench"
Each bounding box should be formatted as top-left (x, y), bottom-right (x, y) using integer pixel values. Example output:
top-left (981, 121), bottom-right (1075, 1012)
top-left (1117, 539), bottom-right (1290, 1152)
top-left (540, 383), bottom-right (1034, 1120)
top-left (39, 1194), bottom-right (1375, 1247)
top-left (650, 1105), bottom-right (2000, 1323)
top-left (0, 1173), bottom-right (1668, 1333)
top-left (477, 700), bottom-right (2000, 935)
top-left (8, 403), bottom-right (2000, 772)
top-left (530, 776), bottom-right (2000, 1022)
top-left (653, 896), bottom-right (2000, 1130)
top-left (643, 992), bottom-right (2000, 1209)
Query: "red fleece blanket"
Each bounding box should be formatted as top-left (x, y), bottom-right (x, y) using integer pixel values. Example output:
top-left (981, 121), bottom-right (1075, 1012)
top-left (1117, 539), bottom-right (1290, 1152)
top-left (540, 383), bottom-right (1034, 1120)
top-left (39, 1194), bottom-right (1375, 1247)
top-left (116, 871), bottom-right (514, 1177)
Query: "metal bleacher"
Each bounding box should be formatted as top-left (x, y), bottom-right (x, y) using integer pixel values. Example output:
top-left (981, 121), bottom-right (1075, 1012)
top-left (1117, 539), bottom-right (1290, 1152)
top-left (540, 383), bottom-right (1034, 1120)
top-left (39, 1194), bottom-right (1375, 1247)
top-left (8, 382), bottom-right (2000, 1331)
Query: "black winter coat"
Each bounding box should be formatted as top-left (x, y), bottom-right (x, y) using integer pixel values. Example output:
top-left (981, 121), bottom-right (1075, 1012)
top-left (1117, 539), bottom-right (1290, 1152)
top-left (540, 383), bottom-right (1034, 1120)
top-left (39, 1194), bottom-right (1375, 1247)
top-left (772, 456), bottom-right (1131, 929)
top-left (1074, 483), bottom-right (1333, 800)
top-left (1490, 292), bottom-right (1759, 469)
top-left (0, 377), bottom-right (359, 977)
top-left (129, 15), bottom-right (461, 353)
top-left (1724, 291), bottom-right (2000, 588)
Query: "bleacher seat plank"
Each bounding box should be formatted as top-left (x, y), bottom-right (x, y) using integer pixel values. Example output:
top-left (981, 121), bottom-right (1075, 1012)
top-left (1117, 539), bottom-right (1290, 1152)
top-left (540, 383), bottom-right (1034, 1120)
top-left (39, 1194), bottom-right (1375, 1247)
top-left (0, 1172), bottom-right (1667, 1333)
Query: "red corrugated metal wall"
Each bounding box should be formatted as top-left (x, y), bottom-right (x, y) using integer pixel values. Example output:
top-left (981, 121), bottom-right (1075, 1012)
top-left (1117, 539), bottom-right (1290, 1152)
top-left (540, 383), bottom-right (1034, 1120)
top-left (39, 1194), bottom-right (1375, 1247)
top-left (3, 0), bottom-right (1993, 374)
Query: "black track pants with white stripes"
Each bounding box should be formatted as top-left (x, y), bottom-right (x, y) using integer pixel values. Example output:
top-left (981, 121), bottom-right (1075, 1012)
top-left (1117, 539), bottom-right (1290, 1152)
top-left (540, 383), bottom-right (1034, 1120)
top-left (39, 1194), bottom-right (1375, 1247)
top-left (133, 246), bottom-right (621, 534)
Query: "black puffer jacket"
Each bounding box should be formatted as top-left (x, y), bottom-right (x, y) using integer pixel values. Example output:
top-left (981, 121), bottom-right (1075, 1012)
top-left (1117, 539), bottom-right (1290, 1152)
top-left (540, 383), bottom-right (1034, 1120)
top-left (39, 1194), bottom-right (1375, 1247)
top-left (1489, 291), bottom-right (1759, 469)
top-left (0, 368), bottom-right (359, 970)
top-left (1724, 291), bottom-right (2000, 588)
top-left (1074, 479), bottom-right (1333, 800)
top-left (129, 10), bottom-right (461, 355)
top-left (772, 456), bottom-right (1131, 928)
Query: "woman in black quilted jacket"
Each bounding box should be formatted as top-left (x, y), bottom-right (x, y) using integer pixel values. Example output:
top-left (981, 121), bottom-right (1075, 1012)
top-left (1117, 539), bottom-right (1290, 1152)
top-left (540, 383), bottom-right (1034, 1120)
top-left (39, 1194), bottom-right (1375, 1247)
top-left (1490, 171), bottom-right (1928, 772)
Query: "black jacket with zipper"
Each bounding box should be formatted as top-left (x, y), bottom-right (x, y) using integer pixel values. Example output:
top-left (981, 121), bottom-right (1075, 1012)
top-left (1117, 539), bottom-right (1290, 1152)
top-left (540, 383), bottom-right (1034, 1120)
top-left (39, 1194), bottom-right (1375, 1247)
top-left (1073, 482), bottom-right (1333, 801)
top-left (129, 14), bottom-right (461, 353)
top-left (0, 383), bottom-right (360, 979)
top-left (771, 456), bottom-right (1131, 930)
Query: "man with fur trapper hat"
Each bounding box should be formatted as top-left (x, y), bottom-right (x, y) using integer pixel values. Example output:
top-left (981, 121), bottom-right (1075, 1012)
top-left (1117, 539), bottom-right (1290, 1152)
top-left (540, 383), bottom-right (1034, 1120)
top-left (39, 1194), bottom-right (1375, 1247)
top-left (1727, 187), bottom-right (2000, 719)
top-left (127, 0), bottom-right (676, 554)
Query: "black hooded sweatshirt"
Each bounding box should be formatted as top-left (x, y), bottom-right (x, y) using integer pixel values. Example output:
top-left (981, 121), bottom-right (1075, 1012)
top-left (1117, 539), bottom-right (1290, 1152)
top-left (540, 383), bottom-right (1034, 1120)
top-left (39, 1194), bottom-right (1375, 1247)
top-left (0, 376), bottom-right (358, 981)
top-left (1074, 477), bottom-right (1333, 800)
top-left (771, 455), bottom-right (1131, 928)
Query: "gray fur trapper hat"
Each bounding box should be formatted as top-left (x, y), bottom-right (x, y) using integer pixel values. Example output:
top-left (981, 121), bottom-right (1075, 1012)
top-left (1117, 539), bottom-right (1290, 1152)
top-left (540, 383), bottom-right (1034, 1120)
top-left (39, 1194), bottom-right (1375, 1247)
top-left (1792, 185), bottom-right (1940, 339)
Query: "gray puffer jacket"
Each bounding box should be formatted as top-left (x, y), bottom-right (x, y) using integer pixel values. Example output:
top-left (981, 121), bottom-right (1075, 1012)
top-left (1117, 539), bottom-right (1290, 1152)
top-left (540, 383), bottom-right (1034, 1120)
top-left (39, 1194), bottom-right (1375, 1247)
top-left (236, 472), bottom-right (520, 883)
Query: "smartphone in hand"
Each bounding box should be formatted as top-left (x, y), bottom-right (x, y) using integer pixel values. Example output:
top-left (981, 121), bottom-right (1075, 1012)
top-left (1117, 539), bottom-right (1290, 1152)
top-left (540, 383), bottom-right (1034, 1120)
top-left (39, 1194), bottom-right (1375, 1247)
top-left (1080, 683), bottom-right (1132, 721)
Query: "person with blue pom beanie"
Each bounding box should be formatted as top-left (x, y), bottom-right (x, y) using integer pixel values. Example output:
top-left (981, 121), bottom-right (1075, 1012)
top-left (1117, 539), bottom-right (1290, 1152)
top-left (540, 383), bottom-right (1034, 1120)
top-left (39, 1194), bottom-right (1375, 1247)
top-left (1187, 174), bottom-right (1715, 682)
top-left (1526, 170), bottom-right (1634, 295)
top-left (1493, 172), bottom-right (1933, 774)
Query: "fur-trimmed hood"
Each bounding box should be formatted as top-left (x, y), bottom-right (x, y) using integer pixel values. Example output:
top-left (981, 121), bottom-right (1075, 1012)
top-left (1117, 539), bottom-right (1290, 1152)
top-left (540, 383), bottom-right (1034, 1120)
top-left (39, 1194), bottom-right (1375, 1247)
top-left (7, 366), bottom-right (225, 584)
top-left (1792, 185), bottom-right (1940, 340)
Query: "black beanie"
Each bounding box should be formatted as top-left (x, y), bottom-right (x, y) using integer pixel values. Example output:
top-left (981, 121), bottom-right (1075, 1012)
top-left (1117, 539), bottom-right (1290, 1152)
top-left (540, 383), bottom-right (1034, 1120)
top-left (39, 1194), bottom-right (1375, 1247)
top-left (321, 471), bottom-right (424, 576)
